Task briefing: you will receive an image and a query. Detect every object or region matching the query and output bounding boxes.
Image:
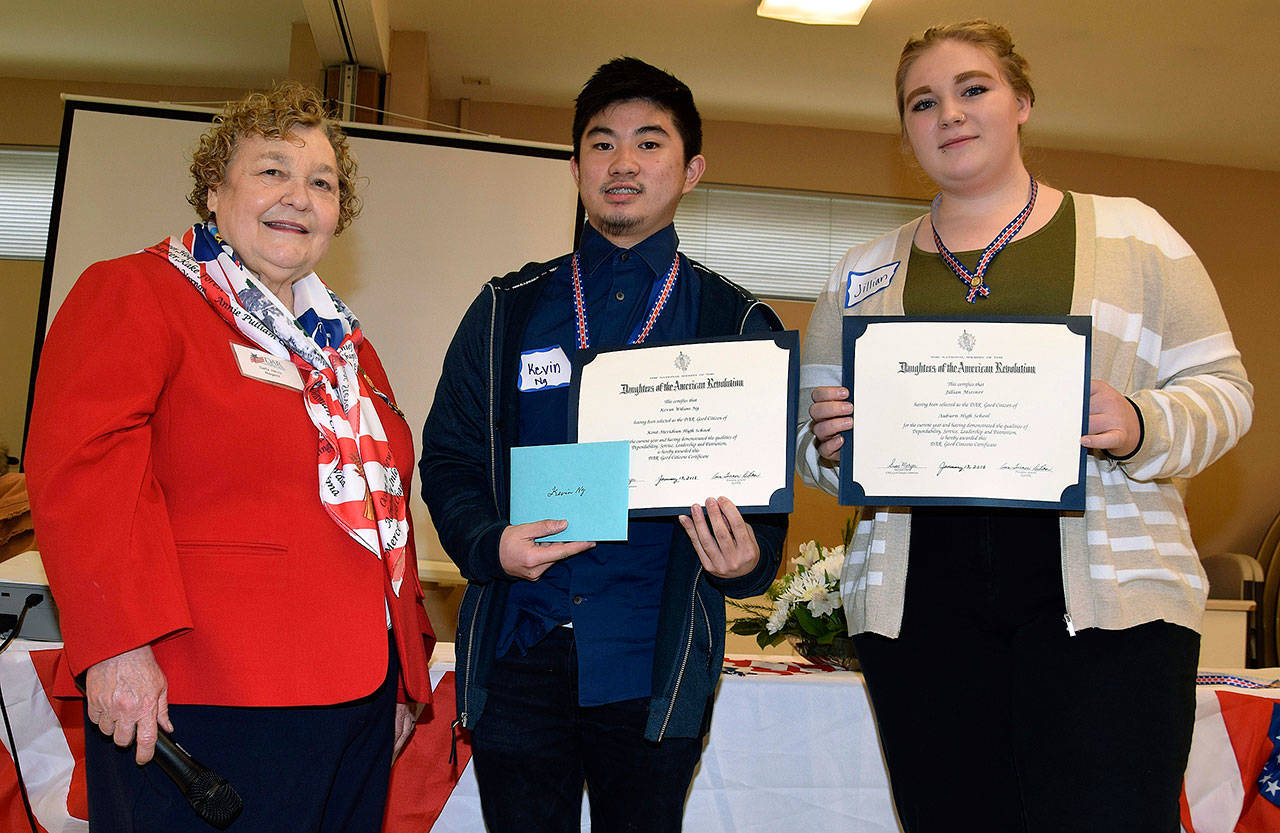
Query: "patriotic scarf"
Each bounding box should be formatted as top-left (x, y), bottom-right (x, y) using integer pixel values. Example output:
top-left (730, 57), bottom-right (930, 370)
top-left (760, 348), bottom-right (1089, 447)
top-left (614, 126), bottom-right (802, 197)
top-left (146, 224), bottom-right (408, 597)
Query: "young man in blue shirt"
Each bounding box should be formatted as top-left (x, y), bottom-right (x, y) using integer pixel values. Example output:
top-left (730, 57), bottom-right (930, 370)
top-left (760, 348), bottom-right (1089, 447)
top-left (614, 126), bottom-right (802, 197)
top-left (421, 57), bottom-right (787, 832)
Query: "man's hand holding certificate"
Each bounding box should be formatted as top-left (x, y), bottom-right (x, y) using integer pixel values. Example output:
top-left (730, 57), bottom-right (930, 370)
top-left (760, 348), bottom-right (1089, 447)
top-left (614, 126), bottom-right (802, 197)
top-left (838, 316), bottom-right (1092, 510)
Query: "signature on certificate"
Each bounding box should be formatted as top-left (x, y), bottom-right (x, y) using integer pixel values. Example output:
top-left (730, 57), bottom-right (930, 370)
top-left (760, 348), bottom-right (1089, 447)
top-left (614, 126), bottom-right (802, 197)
top-left (711, 470), bottom-right (760, 484)
top-left (547, 485), bottom-right (587, 498)
top-left (936, 461), bottom-right (988, 477)
top-left (883, 458), bottom-right (920, 474)
top-left (999, 462), bottom-right (1052, 477)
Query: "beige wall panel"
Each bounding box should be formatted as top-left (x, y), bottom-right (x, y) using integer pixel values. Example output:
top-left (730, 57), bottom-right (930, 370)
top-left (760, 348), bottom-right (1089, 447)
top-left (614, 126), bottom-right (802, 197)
top-left (0, 260), bottom-right (44, 455)
top-left (385, 30), bottom-right (429, 129)
top-left (0, 77), bottom-right (250, 147)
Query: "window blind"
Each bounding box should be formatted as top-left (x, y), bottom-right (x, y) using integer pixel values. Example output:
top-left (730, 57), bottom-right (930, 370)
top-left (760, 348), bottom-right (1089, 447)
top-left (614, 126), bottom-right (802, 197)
top-left (0, 147), bottom-right (58, 261)
top-left (675, 183), bottom-right (925, 301)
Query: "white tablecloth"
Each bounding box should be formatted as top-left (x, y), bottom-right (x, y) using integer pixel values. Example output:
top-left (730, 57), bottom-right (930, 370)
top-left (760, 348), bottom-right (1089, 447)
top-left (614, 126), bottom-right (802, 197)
top-left (429, 654), bottom-right (900, 832)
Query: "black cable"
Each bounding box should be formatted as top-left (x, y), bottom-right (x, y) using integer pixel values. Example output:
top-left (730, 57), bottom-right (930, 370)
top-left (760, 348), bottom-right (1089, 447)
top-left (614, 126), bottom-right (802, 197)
top-left (0, 594), bottom-right (42, 655)
top-left (0, 593), bottom-right (46, 833)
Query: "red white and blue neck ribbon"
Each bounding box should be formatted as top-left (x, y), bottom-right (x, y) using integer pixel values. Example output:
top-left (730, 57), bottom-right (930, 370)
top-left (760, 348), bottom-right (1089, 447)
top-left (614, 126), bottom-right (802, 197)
top-left (931, 174), bottom-right (1037, 303)
top-left (1196, 673), bottom-right (1280, 689)
top-left (571, 250), bottom-right (680, 350)
top-left (146, 223), bottom-right (409, 598)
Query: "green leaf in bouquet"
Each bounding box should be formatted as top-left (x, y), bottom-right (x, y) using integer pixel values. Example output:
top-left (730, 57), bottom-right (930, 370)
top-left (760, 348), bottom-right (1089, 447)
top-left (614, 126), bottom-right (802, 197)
top-left (756, 631), bottom-right (786, 649)
top-left (842, 514), bottom-right (859, 550)
top-left (726, 598), bottom-right (773, 617)
top-left (793, 605), bottom-right (825, 636)
top-left (729, 619), bottom-right (767, 636)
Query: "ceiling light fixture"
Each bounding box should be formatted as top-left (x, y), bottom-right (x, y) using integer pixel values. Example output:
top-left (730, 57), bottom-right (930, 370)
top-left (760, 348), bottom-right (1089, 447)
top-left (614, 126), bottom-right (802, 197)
top-left (756, 0), bottom-right (872, 25)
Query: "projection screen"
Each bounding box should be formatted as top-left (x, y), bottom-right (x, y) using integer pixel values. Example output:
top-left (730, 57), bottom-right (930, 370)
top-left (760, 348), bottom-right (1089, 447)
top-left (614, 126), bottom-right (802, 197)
top-left (31, 96), bottom-right (580, 563)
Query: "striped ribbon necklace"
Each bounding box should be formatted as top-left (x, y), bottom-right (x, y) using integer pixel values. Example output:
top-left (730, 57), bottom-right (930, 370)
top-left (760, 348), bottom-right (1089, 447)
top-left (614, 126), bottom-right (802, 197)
top-left (571, 251), bottom-right (680, 349)
top-left (930, 173), bottom-right (1038, 303)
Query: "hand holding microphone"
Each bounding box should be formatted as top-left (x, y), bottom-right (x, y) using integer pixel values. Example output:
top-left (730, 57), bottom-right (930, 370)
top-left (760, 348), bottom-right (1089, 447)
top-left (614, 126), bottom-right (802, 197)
top-left (86, 646), bottom-right (243, 829)
top-left (84, 645), bottom-right (171, 764)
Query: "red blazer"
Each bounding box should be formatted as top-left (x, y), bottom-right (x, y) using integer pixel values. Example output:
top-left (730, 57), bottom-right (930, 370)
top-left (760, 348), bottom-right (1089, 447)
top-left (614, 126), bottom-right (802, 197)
top-left (26, 251), bottom-right (434, 707)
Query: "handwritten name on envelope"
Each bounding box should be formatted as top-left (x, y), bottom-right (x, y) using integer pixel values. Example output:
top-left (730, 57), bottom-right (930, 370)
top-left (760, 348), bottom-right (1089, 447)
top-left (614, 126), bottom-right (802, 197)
top-left (510, 441), bottom-right (630, 542)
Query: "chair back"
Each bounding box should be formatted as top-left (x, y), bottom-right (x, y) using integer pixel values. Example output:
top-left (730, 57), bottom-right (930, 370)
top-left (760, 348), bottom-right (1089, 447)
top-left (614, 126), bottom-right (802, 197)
top-left (1254, 511), bottom-right (1280, 666)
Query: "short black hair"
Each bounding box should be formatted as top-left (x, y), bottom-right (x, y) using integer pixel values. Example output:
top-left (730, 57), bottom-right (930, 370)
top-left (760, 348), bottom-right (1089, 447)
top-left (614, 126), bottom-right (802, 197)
top-left (572, 57), bottom-right (702, 163)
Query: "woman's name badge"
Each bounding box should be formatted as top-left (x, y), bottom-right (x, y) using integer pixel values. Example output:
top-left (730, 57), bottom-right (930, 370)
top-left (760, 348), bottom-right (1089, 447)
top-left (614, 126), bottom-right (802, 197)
top-left (230, 342), bottom-right (304, 391)
top-left (845, 262), bottom-right (898, 308)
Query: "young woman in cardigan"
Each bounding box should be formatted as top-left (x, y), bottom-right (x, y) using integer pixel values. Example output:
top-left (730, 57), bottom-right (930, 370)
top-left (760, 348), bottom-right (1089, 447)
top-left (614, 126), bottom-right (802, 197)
top-left (799, 20), bottom-right (1252, 833)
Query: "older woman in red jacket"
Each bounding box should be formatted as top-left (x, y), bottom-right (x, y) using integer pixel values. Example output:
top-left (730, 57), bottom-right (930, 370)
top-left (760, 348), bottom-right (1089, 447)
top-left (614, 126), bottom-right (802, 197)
top-left (26, 82), bottom-right (433, 832)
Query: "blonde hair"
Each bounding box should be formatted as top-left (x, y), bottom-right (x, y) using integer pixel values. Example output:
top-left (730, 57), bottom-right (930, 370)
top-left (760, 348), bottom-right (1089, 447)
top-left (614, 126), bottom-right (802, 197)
top-left (895, 19), bottom-right (1034, 129)
top-left (188, 81), bottom-right (361, 234)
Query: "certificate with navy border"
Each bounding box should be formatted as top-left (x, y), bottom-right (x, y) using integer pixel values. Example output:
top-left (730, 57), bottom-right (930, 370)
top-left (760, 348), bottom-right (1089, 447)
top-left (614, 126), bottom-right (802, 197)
top-left (839, 316), bottom-right (1091, 510)
top-left (570, 331), bottom-right (799, 516)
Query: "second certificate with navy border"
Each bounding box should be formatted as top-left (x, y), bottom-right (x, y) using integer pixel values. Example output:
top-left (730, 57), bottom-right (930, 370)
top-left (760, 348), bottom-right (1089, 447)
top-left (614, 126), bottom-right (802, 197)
top-left (839, 316), bottom-right (1091, 510)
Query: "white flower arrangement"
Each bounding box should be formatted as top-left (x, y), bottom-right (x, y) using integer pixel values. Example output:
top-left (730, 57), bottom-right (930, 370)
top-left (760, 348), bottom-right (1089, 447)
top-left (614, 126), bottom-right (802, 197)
top-left (728, 517), bottom-right (858, 651)
top-left (770, 547), bottom-right (844, 626)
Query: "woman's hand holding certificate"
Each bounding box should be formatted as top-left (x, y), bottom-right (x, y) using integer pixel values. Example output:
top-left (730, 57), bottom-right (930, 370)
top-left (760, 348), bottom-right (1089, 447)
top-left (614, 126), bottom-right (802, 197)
top-left (809, 386), bottom-right (854, 461)
top-left (1081, 379), bottom-right (1142, 457)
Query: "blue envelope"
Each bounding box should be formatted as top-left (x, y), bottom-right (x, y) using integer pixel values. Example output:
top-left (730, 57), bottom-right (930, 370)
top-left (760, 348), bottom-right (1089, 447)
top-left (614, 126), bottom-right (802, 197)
top-left (509, 441), bottom-right (630, 542)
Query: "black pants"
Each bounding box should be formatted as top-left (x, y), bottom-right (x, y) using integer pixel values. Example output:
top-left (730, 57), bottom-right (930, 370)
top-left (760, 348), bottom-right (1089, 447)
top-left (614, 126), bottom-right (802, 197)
top-left (470, 627), bottom-right (704, 833)
top-left (853, 507), bottom-right (1199, 833)
top-left (84, 633), bottom-right (399, 833)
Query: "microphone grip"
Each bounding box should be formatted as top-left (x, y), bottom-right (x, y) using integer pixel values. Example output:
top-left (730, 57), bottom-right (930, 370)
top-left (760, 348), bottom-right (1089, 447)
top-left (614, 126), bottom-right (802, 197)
top-left (151, 732), bottom-right (202, 787)
top-left (147, 730), bottom-right (244, 829)
top-left (76, 679), bottom-right (243, 827)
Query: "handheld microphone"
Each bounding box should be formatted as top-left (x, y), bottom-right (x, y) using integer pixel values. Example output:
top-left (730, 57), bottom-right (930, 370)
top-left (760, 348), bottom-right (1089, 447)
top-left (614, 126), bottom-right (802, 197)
top-left (76, 673), bottom-right (243, 828)
top-left (148, 731), bottom-right (243, 829)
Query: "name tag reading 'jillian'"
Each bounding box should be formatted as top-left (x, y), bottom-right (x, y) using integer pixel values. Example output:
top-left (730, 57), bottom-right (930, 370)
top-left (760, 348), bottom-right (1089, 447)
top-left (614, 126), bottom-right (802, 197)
top-left (570, 332), bottom-right (799, 516)
top-left (844, 262), bottom-right (899, 308)
top-left (839, 316), bottom-right (1092, 510)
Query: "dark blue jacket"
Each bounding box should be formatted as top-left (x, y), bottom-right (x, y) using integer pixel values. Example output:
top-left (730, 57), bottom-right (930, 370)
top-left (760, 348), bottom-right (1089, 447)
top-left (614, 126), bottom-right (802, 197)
top-left (420, 253), bottom-right (787, 740)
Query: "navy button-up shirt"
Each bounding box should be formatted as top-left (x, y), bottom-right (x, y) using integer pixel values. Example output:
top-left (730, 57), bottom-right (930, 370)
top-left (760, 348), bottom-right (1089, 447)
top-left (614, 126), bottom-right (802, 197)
top-left (501, 222), bottom-right (702, 706)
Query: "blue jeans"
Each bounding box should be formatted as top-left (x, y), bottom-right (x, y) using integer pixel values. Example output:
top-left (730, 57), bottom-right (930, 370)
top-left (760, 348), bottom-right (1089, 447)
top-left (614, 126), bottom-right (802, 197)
top-left (470, 627), bottom-right (704, 833)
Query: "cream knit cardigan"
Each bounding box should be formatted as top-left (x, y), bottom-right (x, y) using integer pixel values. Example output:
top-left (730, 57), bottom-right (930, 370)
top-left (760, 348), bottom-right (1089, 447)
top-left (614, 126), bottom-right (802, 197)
top-left (797, 193), bottom-right (1253, 637)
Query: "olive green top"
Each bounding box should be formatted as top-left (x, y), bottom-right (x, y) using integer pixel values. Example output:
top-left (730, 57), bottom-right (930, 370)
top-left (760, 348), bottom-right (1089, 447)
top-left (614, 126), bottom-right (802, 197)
top-left (904, 192), bottom-right (1075, 316)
